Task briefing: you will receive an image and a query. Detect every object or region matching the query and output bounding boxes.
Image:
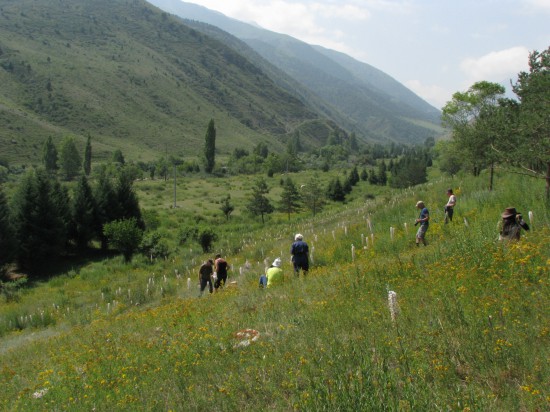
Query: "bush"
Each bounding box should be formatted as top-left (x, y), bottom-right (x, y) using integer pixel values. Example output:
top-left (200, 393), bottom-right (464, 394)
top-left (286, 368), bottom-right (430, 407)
top-left (103, 218), bottom-right (143, 262)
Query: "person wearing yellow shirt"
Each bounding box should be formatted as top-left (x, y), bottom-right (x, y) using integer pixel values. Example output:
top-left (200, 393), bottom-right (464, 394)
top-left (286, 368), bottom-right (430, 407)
top-left (266, 258), bottom-right (283, 287)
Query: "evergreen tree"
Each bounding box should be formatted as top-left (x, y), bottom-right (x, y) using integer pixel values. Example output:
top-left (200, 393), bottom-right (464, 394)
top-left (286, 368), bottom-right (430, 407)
top-left (83, 135), bottom-right (92, 176)
top-left (360, 168), bottom-right (368, 181)
top-left (377, 161), bottom-right (387, 186)
top-left (349, 166), bottom-right (360, 186)
top-left (389, 151), bottom-right (429, 188)
top-left (203, 119), bottom-right (216, 173)
top-left (112, 149), bottom-right (125, 165)
top-left (279, 177), bottom-right (301, 220)
top-left (59, 137), bottom-right (81, 180)
top-left (368, 168), bottom-right (378, 185)
top-left (94, 170), bottom-right (118, 249)
top-left (327, 177), bottom-right (345, 202)
top-left (0, 188), bottom-right (15, 269)
top-left (246, 178), bottom-right (274, 224)
top-left (42, 136), bottom-right (58, 174)
top-left (70, 175), bottom-right (97, 250)
top-left (301, 177), bottom-right (326, 216)
top-left (50, 179), bottom-right (71, 248)
top-left (343, 175), bottom-right (353, 194)
top-left (115, 168), bottom-right (143, 228)
top-left (11, 170), bottom-right (66, 273)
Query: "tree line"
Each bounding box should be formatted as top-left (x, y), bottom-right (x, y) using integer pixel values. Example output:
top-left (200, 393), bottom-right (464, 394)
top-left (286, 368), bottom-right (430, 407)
top-left (0, 166), bottom-right (143, 277)
top-left (440, 47), bottom-right (549, 198)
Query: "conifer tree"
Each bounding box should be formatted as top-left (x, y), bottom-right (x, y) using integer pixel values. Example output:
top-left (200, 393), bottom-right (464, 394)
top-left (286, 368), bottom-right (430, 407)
top-left (246, 178), bottom-right (274, 224)
top-left (94, 170), bottom-right (119, 249)
top-left (203, 119), bottom-right (216, 173)
top-left (50, 178), bottom-right (71, 247)
top-left (70, 175), bottom-right (97, 250)
top-left (301, 177), bottom-right (326, 216)
top-left (60, 137), bottom-right (81, 180)
top-left (327, 177), bottom-right (345, 202)
top-left (279, 177), bottom-right (301, 220)
top-left (83, 135), bottom-right (92, 176)
top-left (0, 188), bottom-right (15, 268)
top-left (377, 161), bottom-right (387, 186)
top-left (11, 170), bottom-right (66, 273)
top-left (115, 168), bottom-right (143, 228)
top-left (42, 136), bottom-right (58, 174)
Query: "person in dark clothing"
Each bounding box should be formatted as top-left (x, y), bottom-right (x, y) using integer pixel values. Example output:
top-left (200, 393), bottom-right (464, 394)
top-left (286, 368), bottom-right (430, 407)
top-left (290, 233), bottom-right (309, 276)
top-left (498, 207), bottom-right (530, 241)
top-left (214, 253), bottom-right (230, 290)
top-left (198, 259), bottom-right (214, 296)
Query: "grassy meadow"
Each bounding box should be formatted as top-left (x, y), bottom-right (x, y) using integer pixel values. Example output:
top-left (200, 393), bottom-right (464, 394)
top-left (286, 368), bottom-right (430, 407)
top-left (0, 169), bottom-right (548, 411)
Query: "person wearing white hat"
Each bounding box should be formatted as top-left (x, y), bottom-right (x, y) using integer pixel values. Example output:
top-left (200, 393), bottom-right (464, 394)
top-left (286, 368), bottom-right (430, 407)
top-left (266, 258), bottom-right (283, 287)
top-left (291, 234), bottom-right (309, 275)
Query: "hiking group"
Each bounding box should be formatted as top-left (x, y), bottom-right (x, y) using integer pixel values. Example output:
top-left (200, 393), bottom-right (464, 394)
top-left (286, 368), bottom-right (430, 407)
top-left (414, 187), bottom-right (529, 247)
top-left (259, 233), bottom-right (310, 288)
top-left (198, 253), bottom-right (230, 296)
top-left (198, 188), bottom-right (529, 294)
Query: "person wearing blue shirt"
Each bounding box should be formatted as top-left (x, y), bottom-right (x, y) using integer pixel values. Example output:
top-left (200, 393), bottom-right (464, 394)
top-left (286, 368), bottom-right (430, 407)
top-left (291, 233), bottom-right (309, 276)
top-left (415, 201), bottom-right (429, 246)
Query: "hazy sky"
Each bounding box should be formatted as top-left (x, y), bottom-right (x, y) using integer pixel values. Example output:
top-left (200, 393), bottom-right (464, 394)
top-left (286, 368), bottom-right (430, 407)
top-left (179, 0), bottom-right (549, 109)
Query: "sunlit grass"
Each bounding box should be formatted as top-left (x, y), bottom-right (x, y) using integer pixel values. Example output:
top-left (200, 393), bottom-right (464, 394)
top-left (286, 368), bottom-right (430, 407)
top-left (1, 172), bottom-right (548, 411)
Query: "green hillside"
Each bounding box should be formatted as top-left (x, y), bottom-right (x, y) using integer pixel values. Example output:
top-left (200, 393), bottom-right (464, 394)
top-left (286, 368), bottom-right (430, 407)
top-left (0, 0), bottom-right (329, 166)
top-left (148, 0), bottom-right (444, 145)
top-left (0, 169), bottom-right (548, 410)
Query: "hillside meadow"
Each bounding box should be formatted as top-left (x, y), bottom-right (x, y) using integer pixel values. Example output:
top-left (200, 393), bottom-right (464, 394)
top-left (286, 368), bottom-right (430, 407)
top-left (0, 169), bottom-right (548, 411)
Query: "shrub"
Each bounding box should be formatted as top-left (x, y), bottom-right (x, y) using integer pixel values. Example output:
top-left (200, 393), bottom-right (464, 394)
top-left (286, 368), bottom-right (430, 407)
top-left (103, 218), bottom-right (143, 262)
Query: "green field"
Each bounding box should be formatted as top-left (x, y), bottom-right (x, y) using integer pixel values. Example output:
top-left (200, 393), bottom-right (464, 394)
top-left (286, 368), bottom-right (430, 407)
top-left (0, 169), bottom-right (548, 411)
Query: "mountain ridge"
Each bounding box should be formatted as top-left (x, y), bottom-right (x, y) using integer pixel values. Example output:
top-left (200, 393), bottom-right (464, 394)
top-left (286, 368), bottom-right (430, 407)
top-left (148, 0), bottom-right (443, 144)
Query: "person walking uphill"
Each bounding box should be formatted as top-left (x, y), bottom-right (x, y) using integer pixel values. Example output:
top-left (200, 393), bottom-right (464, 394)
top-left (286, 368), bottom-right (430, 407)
top-left (198, 259), bottom-right (214, 296)
top-left (415, 201), bottom-right (429, 246)
top-left (444, 188), bottom-right (457, 223)
top-left (214, 253), bottom-right (230, 290)
top-left (291, 233), bottom-right (309, 276)
top-left (498, 207), bottom-right (530, 241)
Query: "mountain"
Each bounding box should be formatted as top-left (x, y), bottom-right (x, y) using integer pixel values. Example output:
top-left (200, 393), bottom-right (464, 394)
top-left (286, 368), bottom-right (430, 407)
top-left (147, 0), bottom-right (443, 144)
top-left (0, 0), bottom-right (335, 166)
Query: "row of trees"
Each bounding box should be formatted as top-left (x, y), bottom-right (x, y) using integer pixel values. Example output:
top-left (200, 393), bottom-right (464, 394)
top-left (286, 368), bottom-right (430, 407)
top-left (441, 47), bottom-right (549, 197)
top-left (0, 167), bottom-right (143, 275)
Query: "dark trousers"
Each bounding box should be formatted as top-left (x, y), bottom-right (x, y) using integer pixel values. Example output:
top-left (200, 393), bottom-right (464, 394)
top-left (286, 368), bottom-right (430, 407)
top-left (215, 273), bottom-right (227, 289)
top-left (292, 255), bottom-right (309, 274)
top-left (445, 206), bottom-right (454, 223)
top-left (199, 277), bottom-right (213, 295)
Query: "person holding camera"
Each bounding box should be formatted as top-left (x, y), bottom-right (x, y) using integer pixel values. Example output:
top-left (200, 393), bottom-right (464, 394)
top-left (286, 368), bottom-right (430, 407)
top-left (498, 207), bottom-right (530, 241)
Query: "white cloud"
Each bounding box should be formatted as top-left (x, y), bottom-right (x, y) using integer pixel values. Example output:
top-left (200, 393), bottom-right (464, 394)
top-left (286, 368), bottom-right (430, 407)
top-left (459, 47), bottom-right (530, 87)
top-left (405, 79), bottom-right (449, 109)
top-left (524, 0), bottom-right (550, 12)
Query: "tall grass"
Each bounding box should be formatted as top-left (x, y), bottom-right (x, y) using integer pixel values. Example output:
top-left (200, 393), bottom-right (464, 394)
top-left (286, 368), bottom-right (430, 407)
top-left (0, 171), bottom-right (548, 411)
